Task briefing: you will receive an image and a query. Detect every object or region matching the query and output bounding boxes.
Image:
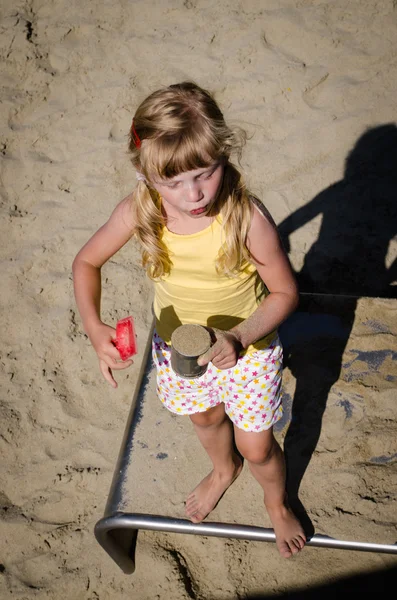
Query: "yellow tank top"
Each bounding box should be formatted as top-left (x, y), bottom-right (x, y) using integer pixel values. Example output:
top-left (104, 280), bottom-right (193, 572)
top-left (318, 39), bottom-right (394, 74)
top-left (153, 217), bottom-right (276, 353)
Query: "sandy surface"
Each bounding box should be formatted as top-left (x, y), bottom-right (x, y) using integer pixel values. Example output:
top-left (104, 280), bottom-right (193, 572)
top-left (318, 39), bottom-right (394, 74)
top-left (1, 1), bottom-right (396, 598)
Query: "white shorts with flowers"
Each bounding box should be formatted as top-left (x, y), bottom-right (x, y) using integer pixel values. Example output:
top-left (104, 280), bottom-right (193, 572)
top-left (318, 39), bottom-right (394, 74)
top-left (152, 330), bottom-right (283, 432)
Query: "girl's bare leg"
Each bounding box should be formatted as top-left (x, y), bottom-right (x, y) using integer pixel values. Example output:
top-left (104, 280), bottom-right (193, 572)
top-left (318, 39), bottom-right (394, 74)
top-left (234, 426), bottom-right (306, 558)
top-left (186, 403), bottom-right (242, 522)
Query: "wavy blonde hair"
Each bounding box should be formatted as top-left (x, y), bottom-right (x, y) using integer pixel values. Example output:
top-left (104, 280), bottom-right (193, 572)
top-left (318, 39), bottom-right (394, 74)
top-left (128, 82), bottom-right (255, 279)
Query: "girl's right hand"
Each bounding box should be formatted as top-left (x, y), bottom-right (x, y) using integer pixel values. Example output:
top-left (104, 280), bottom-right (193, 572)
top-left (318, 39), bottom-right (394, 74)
top-left (87, 322), bottom-right (133, 388)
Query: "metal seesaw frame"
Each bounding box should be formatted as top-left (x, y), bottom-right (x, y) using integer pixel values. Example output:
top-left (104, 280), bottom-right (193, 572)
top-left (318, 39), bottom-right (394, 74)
top-left (94, 309), bottom-right (397, 574)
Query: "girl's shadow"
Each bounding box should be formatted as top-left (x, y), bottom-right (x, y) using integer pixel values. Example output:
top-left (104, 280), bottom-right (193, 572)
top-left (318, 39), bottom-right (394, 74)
top-left (276, 124), bottom-right (397, 536)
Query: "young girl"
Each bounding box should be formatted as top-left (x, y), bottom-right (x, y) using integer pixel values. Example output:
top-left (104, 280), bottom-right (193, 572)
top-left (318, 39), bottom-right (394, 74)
top-left (72, 82), bottom-right (306, 558)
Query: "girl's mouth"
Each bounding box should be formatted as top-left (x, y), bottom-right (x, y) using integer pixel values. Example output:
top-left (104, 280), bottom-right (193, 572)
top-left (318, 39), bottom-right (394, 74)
top-left (190, 206), bottom-right (207, 216)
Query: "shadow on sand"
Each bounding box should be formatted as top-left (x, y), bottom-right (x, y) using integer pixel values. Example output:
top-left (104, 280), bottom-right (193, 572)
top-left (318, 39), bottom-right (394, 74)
top-left (240, 564), bottom-right (397, 599)
top-left (276, 124), bottom-right (397, 536)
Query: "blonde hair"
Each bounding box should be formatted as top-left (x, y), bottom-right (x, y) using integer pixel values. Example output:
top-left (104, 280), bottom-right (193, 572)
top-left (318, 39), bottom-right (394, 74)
top-left (128, 82), bottom-right (255, 279)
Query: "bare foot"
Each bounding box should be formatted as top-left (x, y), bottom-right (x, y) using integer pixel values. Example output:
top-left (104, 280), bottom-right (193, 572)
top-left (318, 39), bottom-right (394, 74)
top-left (185, 457), bottom-right (243, 523)
top-left (267, 504), bottom-right (306, 558)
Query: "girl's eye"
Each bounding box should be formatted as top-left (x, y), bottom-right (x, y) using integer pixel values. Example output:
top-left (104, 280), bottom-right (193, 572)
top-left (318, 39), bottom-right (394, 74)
top-left (160, 180), bottom-right (179, 188)
top-left (199, 170), bottom-right (214, 180)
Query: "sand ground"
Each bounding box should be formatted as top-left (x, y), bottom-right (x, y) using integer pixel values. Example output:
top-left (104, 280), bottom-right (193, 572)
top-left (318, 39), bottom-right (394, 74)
top-left (1, 1), bottom-right (396, 598)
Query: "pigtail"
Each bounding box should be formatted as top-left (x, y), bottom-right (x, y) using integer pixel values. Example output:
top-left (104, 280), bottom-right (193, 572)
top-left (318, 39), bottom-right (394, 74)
top-left (132, 182), bottom-right (172, 279)
top-left (214, 163), bottom-right (252, 275)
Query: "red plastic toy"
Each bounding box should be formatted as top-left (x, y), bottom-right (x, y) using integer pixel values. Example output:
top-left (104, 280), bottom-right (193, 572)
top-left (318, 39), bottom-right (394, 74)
top-left (114, 316), bottom-right (137, 360)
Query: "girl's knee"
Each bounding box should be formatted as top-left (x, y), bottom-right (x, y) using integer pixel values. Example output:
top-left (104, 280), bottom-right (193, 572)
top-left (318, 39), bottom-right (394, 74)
top-left (235, 429), bottom-right (278, 465)
top-left (241, 445), bottom-right (274, 465)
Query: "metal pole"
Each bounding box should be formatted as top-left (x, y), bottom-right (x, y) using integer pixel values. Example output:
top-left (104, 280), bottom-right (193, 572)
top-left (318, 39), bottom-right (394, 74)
top-left (120, 514), bottom-right (397, 554)
top-left (95, 513), bottom-right (397, 576)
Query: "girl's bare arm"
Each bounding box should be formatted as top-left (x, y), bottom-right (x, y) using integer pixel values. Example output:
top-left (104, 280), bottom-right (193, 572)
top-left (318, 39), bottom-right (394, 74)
top-left (230, 202), bottom-right (299, 349)
top-left (198, 202), bottom-right (298, 369)
top-left (72, 195), bottom-right (136, 386)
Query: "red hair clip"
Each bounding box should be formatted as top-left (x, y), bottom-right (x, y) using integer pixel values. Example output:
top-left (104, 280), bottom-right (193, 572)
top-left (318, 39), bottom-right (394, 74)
top-left (131, 119), bottom-right (141, 149)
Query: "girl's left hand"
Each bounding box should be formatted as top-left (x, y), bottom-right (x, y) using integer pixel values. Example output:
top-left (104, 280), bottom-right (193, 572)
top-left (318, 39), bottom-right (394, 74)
top-left (197, 329), bottom-right (242, 370)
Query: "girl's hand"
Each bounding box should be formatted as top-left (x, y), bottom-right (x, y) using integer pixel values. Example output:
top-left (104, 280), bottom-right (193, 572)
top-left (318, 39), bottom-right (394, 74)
top-left (197, 328), bottom-right (242, 370)
top-left (88, 322), bottom-right (133, 388)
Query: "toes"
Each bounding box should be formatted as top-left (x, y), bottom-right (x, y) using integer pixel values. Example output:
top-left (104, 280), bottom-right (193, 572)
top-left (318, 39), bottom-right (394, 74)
top-left (278, 542), bottom-right (293, 558)
top-left (190, 512), bottom-right (203, 523)
top-left (185, 497), bottom-right (197, 514)
top-left (278, 536), bottom-right (306, 558)
top-left (289, 544), bottom-right (301, 556)
top-left (292, 534), bottom-right (306, 550)
top-left (186, 507), bottom-right (203, 523)
top-left (185, 497), bottom-right (201, 521)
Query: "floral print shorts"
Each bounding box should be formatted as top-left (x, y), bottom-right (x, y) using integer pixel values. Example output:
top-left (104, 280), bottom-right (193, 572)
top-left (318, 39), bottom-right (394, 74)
top-left (152, 330), bottom-right (283, 432)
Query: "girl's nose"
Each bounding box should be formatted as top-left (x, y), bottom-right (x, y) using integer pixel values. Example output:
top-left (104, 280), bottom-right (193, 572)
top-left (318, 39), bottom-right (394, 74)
top-left (185, 181), bottom-right (203, 202)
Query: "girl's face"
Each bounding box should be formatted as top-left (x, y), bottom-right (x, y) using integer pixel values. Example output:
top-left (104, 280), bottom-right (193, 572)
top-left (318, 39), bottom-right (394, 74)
top-left (151, 162), bottom-right (224, 219)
